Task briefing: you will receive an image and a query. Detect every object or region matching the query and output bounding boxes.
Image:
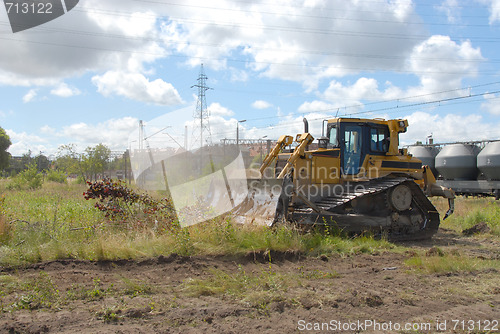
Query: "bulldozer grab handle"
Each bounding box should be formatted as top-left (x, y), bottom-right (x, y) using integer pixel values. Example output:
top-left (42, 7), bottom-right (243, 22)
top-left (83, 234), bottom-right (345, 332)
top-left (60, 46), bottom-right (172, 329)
top-left (259, 135), bottom-right (293, 176)
top-left (277, 133), bottom-right (314, 179)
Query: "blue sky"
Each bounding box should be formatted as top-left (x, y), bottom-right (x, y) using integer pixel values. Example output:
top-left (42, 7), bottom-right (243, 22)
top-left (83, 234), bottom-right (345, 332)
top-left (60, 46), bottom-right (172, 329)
top-left (1, 0), bottom-right (500, 157)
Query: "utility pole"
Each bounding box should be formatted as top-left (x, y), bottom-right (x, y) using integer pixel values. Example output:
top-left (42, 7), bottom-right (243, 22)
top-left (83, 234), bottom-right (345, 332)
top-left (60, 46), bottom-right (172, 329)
top-left (237, 119), bottom-right (246, 148)
top-left (191, 64), bottom-right (213, 149)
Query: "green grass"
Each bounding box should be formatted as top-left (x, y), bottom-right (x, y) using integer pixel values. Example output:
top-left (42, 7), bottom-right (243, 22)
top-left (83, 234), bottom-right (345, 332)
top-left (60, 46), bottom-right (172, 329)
top-left (66, 278), bottom-right (114, 301)
top-left (9, 271), bottom-right (61, 311)
top-left (3, 182), bottom-right (498, 268)
top-left (0, 182), bottom-right (400, 266)
top-left (121, 277), bottom-right (154, 297)
top-left (182, 264), bottom-right (294, 308)
top-left (405, 253), bottom-right (500, 274)
top-left (433, 197), bottom-right (500, 237)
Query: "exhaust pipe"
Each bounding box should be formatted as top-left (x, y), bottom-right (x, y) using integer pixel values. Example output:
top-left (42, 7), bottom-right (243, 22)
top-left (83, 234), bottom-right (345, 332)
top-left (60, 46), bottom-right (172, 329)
top-left (303, 118), bottom-right (310, 151)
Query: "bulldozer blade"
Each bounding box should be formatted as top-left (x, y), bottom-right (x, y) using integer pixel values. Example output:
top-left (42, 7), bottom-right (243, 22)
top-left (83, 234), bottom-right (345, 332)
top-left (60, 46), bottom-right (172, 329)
top-left (231, 178), bottom-right (284, 226)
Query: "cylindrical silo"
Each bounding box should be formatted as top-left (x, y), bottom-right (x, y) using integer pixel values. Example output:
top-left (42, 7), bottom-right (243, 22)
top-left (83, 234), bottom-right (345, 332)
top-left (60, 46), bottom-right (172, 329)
top-left (435, 144), bottom-right (480, 180)
top-left (408, 145), bottom-right (438, 177)
top-left (477, 141), bottom-right (500, 181)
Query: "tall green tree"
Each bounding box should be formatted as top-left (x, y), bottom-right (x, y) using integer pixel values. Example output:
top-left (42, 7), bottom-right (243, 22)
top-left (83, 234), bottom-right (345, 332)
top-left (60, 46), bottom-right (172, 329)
top-left (54, 144), bottom-right (82, 176)
top-left (0, 126), bottom-right (11, 170)
top-left (83, 143), bottom-right (111, 181)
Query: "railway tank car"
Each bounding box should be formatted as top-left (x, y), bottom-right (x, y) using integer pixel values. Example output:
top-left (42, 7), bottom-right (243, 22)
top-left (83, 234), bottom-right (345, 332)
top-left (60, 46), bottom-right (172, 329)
top-left (408, 141), bottom-right (500, 199)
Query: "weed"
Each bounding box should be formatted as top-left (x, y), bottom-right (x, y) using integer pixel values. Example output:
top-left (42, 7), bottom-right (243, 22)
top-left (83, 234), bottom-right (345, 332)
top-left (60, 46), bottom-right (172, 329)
top-left (121, 277), bottom-right (153, 297)
top-left (174, 228), bottom-right (194, 256)
top-left (0, 274), bottom-right (20, 312)
top-left (11, 272), bottom-right (60, 310)
top-left (66, 277), bottom-right (113, 301)
top-left (96, 306), bottom-right (121, 323)
top-left (168, 296), bottom-right (179, 309)
top-left (87, 278), bottom-right (106, 299)
top-left (183, 264), bottom-right (294, 308)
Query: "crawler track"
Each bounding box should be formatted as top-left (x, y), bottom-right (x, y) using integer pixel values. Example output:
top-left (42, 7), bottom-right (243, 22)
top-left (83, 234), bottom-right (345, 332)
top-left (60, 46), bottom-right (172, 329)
top-left (284, 176), bottom-right (441, 240)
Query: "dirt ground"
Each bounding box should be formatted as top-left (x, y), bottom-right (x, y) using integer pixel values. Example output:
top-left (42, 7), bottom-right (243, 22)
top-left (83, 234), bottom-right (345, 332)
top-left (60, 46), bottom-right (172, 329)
top-left (1, 229), bottom-right (499, 334)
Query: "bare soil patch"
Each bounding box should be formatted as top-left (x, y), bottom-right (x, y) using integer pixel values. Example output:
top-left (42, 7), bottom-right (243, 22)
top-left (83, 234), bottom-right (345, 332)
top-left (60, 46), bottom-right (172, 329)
top-left (1, 229), bottom-right (499, 334)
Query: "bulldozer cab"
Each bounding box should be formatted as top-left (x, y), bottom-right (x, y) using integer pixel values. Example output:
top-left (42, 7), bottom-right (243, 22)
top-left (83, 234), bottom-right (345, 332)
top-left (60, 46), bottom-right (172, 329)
top-left (327, 119), bottom-right (390, 176)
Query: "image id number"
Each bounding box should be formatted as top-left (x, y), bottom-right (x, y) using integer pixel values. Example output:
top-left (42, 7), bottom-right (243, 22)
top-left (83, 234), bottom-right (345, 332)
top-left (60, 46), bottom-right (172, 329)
top-left (452, 319), bottom-right (498, 331)
top-left (5, 2), bottom-right (53, 14)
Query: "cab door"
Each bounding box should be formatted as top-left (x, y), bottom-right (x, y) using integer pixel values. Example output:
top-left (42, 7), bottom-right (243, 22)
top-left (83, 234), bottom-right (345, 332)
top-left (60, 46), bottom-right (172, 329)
top-left (340, 123), bottom-right (365, 175)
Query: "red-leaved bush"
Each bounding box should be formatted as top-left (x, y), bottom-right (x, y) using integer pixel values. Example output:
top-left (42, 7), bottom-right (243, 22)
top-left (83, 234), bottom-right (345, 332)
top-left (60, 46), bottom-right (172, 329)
top-left (83, 178), bottom-right (178, 231)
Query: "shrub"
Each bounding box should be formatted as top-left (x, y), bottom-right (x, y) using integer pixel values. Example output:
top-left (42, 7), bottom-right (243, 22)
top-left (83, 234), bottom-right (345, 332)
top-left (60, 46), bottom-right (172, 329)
top-left (83, 178), bottom-right (178, 231)
top-left (46, 169), bottom-right (67, 184)
top-left (6, 163), bottom-right (43, 190)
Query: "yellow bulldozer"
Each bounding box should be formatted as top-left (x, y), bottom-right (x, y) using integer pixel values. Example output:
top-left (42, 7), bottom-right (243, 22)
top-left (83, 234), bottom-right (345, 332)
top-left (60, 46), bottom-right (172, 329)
top-left (233, 117), bottom-right (455, 240)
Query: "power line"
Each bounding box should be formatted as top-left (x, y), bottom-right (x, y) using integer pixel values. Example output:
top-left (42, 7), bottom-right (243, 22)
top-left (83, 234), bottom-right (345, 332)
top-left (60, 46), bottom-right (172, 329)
top-left (214, 81), bottom-right (500, 125)
top-left (205, 86), bottom-right (500, 138)
top-left (130, 0), bottom-right (495, 28)
top-left (0, 34), bottom-right (497, 77)
top-left (3, 20), bottom-right (500, 64)
top-left (0, 2), bottom-right (498, 74)
top-left (2, 2), bottom-right (500, 42)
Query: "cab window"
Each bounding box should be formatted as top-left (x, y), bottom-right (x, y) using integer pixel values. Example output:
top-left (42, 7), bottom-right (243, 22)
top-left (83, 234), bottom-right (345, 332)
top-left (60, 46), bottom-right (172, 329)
top-left (328, 125), bottom-right (338, 147)
top-left (370, 127), bottom-right (389, 153)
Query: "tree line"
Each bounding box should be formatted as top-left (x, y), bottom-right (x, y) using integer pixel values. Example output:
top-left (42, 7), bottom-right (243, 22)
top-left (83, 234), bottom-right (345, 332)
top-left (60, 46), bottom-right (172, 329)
top-left (0, 125), bottom-right (129, 184)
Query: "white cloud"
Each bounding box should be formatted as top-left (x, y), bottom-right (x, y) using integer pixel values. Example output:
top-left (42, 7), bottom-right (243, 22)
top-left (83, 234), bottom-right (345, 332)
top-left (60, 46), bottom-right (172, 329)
top-left (244, 111), bottom-right (333, 141)
top-left (61, 117), bottom-right (139, 150)
top-left (0, 0), bottom-right (482, 95)
top-left (478, 0), bottom-right (500, 24)
top-left (7, 117), bottom-right (140, 156)
top-left (298, 100), bottom-right (339, 114)
top-left (159, 0), bottom-right (425, 86)
top-left (6, 129), bottom-right (48, 156)
top-left (252, 100), bottom-right (273, 110)
top-left (206, 115), bottom-right (239, 141)
top-left (389, 0), bottom-right (415, 21)
top-left (0, 0), bottom-right (166, 85)
top-left (402, 111), bottom-right (498, 144)
top-left (301, 35), bottom-right (484, 111)
top-left (50, 83), bottom-right (81, 97)
top-left (480, 93), bottom-right (500, 115)
top-left (436, 0), bottom-right (461, 23)
top-left (407, 35), bottom-right (484, 97)
top-left (0, 72), bottom-right (60, 87)
top-left (22, 89), bottom-right (38, 103)
top-left (40, 125), bottom-right (56, 134)
top-left (92, 71), bottom-right (183, 105)
top-left (229, 67), bottom-right (249, 82)
top-left (209, 102), bottom-right (234, 116)
top-left (323, 78), bottom-right (402, 104)
top-left (90, 9), bottom-right (158, 38)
